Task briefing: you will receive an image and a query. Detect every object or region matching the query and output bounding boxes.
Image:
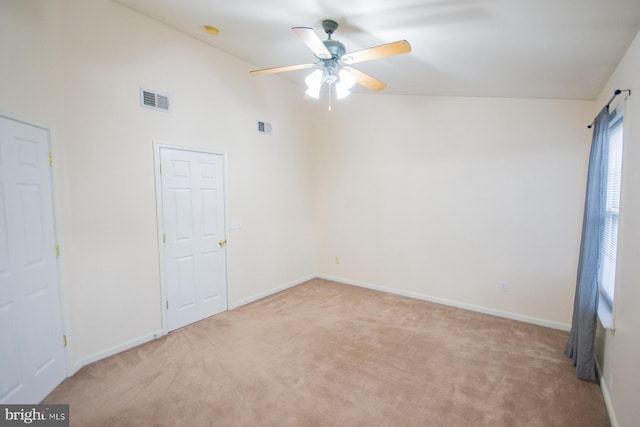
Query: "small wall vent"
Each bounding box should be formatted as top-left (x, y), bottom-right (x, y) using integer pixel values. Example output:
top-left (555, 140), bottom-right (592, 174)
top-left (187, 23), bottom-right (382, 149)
top-left (257, 120), bottom-right (272, 135)
top-left (140, 88), bottom-right (170, 112)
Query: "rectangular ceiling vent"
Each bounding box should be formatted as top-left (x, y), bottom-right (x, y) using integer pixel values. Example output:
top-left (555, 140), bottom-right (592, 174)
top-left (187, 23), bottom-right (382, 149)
top-left (140, 88), bottom-right (170, 112)
top-left (257, 120), bottom-right (272, 136)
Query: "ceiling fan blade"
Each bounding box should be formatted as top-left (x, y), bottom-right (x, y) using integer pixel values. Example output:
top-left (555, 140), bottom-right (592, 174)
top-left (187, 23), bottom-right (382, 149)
top-left (292, 27), bottom-right (332, 59)
top-left (250, 63), bottom-right (317, 76)
top-left (347, 67), bottom-right (387, 92)
top-left (342, 40), bottom-right (411, 65)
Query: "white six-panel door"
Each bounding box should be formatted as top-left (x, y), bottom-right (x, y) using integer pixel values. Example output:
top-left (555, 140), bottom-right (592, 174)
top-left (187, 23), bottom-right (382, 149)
top-left (0, 116), bottom-right (66, 403)
top-left (159, 147), bottom-right (227, 332)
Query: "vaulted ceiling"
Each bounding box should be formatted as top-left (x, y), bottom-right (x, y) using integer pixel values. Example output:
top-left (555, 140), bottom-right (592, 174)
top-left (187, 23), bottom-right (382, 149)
top-left (114, 0), bottom-right (640, 100)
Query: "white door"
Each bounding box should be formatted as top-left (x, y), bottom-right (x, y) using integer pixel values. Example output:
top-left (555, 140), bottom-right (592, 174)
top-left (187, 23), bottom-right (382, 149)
top-left (0, 116), bottom-right (66, 403)
top-left (159, 147), bottom-right (227, 331)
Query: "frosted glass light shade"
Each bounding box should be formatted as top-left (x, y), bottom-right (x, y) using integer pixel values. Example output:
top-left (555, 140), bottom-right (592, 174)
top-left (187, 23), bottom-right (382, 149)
top-left (335, 84), bottom-right (351, 100)
top-left (305, 69), bottom-right (323, 99)
top-left (339, 69), bottom-right (356, 89)
top-left (305, 85), bottom-right (321, 99)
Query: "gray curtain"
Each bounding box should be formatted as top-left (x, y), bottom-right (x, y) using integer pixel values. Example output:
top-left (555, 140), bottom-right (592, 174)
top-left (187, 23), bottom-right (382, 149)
top-left (564, 107), bottom-right (610, 381)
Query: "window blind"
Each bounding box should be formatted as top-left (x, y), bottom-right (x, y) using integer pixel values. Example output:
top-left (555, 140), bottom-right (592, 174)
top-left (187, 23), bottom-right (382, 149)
top-left (599, 116), bottom-right (624, 305)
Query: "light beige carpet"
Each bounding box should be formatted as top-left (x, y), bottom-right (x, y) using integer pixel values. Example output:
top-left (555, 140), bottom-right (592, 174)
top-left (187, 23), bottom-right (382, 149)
top-left (44, 279), bottom-right (609, 426)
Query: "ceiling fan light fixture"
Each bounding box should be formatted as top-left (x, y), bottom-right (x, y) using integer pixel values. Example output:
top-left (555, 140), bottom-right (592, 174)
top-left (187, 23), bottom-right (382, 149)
top-left (334, 68), bottom-right (355, 100)
top-left (305, 85), bottom-right (321, 100)
top-left (339, 69), bottom-right (356, 90)
top-left (305, 69), bottom-right (323, 87)
top-left (305, 67), bottom-right (356, 101)
top-left (323, 73), bottom-right (338, 85)
top-left (305, 69), bottom-right (323, 99)
top-left (335, 84), bottom-right (351, 100)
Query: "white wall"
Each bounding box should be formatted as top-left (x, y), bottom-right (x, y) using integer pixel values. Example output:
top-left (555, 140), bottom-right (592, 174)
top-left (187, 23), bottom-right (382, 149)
top-left (313, 95), bottom-right (594, 327)
top-left (0, 1), bottom-right (63, 126)
top-left (595, 30), bottom-right (640, 427)
top-left (1, 0), bottom-right (317, 371)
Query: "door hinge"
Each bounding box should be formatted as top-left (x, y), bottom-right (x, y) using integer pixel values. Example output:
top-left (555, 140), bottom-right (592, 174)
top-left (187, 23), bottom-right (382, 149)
top-left (63, 335), bottom-right (67, 348)
top-left (55, 245), bottom-right (60, 258)
top-left (159, 164), bottom-right (162, 174)
top-left (163, 233), bottom-right (166, 243)
top-left (49, 152), bottom-right (53, 166)
top-left (166, 300), bottom-right (169, 310)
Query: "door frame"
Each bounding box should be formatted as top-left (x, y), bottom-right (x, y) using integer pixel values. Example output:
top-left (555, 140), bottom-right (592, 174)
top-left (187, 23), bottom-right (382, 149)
top-left (152, 141), bottom-right (229, 335)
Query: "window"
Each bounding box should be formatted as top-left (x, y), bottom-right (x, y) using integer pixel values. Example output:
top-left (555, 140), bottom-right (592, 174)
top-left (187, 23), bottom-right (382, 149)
top-left (597, 109), bottom-right (624, 328)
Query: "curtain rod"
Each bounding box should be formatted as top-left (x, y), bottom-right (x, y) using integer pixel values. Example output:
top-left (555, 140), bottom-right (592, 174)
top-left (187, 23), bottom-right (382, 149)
top-left (587, 89), bottom-right (632, 128)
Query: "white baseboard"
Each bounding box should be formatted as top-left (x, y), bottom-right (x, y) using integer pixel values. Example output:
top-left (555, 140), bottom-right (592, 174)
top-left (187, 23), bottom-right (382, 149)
top-left (68, 273), bottom-right (571, 378)
top-left (317, 274), bottom-right (571, 331)
top-left (68, 275), bottom-right (316, 375)
top-left (70, 330), bottom-right (162, 375)
top-left (600, 380), bottom-right (618, 427)
top-left (228, 274), bottom-right (316, 310)
top-left (596, 357), bottom-right (618, 427)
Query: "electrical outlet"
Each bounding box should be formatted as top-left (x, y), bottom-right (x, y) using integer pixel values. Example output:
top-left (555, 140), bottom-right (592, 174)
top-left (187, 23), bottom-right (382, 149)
top-left (499, 281), bottom-right (508, 292)
top-left (335, 257), bottom-right (340, 264)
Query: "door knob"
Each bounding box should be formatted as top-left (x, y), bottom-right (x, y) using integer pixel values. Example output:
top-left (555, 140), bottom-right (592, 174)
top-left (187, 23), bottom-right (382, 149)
top-left (219, 239), bottom-right (227, 247)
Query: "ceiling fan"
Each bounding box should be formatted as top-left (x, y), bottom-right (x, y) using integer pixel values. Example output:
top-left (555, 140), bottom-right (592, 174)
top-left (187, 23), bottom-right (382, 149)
top-left (250, 20), bottom-right (411, 102)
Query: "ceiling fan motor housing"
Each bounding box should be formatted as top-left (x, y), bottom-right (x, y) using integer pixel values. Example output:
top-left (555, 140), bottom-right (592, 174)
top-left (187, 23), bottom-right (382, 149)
top-left (320, 40), bottom-right (345, 83)
top-left (322, 40), bottom-right (345, 60)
